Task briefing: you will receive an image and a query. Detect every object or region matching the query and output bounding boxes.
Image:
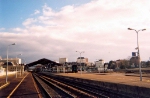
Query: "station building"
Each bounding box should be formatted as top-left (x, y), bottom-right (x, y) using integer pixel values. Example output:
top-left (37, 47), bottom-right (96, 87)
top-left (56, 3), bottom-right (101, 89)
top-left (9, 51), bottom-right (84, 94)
top-left (0, 58), bottom-right (24, 73)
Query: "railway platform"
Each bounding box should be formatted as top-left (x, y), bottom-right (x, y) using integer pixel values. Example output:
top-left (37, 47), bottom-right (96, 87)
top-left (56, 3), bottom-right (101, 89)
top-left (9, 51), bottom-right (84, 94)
top-left (0, 72), bottom-right (41, 98)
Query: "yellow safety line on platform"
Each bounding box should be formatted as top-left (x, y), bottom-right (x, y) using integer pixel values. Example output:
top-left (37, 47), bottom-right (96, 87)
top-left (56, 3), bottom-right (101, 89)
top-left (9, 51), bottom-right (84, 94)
top-left (0, 82), bottom-right (10, 90)
top-left (32, 74), bottom-right (42, 98)
top-left (7, 73), bottom-right (29, 98)
top-left (147, 80), bottom-right (150, 82)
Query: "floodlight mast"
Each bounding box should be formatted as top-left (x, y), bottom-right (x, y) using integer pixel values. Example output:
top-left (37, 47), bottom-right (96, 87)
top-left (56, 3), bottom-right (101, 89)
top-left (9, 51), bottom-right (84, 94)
top-left (76, 51), bottom-right (84, 75)
top-left (128, 28), bottom-right (146, 81)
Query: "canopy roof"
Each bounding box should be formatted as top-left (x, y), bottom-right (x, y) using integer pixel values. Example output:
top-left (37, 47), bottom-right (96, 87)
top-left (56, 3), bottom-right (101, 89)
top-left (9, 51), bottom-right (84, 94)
top-left (26, 58), bottom-right (62, 67)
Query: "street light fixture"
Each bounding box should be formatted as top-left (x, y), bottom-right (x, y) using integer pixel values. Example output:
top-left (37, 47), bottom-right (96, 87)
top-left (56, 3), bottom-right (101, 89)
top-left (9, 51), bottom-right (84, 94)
top-left (6, 43), bottom-right (16, 83)
top-left (16, 54), bottom-right (22, 78)
top-left (128, 28), bottom-right (146, 81)
top-left (76, 51), bottom-right (84, 75)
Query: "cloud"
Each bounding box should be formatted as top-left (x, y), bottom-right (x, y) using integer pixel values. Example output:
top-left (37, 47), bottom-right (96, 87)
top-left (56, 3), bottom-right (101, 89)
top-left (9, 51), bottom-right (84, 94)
top-left (0, 28), bottom-right (5, 31)
top-left (1, 0), bottom-right (150, 63)
top-left (42, 4), bottom-right (55, 16)
top-left (12, 28), bottom-right (28, 33)
top-left (22, 18), bottom-right (37, 26)
top-left (34, 10), bottom-right (40, 15)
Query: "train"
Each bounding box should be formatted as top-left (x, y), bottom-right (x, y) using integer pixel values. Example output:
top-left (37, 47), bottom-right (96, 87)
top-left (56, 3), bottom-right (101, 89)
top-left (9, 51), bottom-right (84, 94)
top-left (72, 65), bottom-right (78, 73)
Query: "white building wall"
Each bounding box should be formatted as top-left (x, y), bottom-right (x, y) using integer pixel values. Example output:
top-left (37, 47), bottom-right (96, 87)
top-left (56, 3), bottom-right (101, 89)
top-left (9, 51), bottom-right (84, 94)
top-left (87, 62), bottom-right (93, 66)
top-left (77, 57), bottom-right (88, 63)
top-left (95, 60), bottom-right (107, 72)
top-left (59, 58), bottom-right (68, 64)
top-left (18, 59), bottom-right (21, 64)
top-left (77, 59), bottom-right (86, 63)
top-left (95, 60), bottom-right (105, 68)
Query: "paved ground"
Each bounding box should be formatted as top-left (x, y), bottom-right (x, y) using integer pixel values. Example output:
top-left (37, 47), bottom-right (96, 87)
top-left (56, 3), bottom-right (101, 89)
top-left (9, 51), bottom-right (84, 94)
top-left (0, 72), bottom-right (17, 88)
top-left (0, 72), bottom-right (26, 97)
top-left (0, 72), bottom-right (41, 98)
top-left (10, 72), bottom-right (41, 98)
top-left (56, 72), bottom-right (150, 88)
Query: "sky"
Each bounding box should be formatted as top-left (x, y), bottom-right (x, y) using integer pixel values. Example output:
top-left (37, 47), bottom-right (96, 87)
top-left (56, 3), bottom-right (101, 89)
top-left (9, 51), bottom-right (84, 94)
top-left (0, 0), bottom-right (150, 64)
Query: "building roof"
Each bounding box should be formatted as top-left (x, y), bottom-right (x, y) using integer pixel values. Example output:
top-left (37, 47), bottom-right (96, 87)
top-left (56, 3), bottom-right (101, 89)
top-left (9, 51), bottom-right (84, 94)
top-left (3, 62), bottom-right (14, 66)
top-left (26, 58), bottom-right (62, 67)
top-left (77, 57), bottom-right (85, 59)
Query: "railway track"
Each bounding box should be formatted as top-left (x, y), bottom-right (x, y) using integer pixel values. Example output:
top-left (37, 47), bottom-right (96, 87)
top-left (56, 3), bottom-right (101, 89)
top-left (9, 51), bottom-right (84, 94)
top-left (33, 73), bottom-right (99, 98)
top-left (33, 73), bottom-right (134, 98)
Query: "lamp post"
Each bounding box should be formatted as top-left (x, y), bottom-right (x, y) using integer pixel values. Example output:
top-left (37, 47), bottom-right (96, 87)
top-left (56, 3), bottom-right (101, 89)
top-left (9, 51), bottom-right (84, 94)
top-left (128, 28), bottom-right (146, 81)
top-left (16, 54), bottom-right (22, 78)
top-left (22, 59), bottom-right (26, 74)
top-left (6, 43), bottom-right (16, 83)
top-left (76, 51), bottom-right (84, 74)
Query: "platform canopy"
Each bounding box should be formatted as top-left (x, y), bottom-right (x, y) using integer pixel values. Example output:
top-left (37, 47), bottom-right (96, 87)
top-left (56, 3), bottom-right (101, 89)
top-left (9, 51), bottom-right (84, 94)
top-left (26, 58), bottom-right (62, 67)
